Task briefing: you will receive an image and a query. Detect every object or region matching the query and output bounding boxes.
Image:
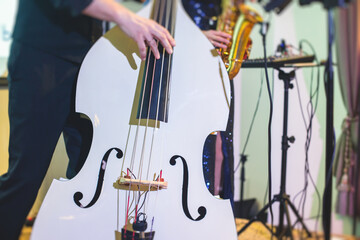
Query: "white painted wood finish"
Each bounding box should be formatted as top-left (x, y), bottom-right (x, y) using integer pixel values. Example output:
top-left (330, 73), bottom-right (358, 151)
top-left (31, 1), bottom-right (237, 239)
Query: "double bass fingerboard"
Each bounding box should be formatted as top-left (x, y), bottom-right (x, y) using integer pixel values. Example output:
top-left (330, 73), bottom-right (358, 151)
top-left (136, 0), bottom-right (177, 124)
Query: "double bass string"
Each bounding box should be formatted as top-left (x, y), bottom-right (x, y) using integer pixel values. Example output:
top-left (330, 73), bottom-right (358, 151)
top-left (126, 0), bottom-right (161, 179)
top-left (162, 0), bottom-right (176, 123)
top-left (144, 0), bottom-right (176, 219)
top-left (119, 19), bottom-right (157, 232)
top-left (139, 0), bottom-right (176, 228)
top-left (155, 0), bottom-right (177, 180)
top-left (137, 0), bottom-right (172, 186)
top-left (144, 0), bottom-right (174, 216)
top-left (150, 0), bottom-right (176, 189)
top-left (137, 0), bottom-right (171, 215)
top-left (118, 0), bottom-right (177, 231)
top-left (136, 0), bottom-right (165, 183)
top-left (144, 0), bottom-right (172, 182)
top-left (121, 0), bottom-right (163, 227)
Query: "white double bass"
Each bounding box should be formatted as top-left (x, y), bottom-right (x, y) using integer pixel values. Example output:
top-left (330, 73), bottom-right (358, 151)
top-left (31, 0), bottom-right (237, 239)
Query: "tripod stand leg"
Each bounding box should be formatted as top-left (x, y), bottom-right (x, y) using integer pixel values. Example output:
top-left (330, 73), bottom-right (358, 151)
top-left (259, 219), bottom-right (275, 233)
top-left (284, 201), bottom-right (294, 240)
top-left (287, 199), bottom-right (311, 236)
top-left (276, 200), bottom-right (294, 240)
top-left (237, 198), bottom-right (277, 236)
top-left (278, 199), bottom-right (285, 236)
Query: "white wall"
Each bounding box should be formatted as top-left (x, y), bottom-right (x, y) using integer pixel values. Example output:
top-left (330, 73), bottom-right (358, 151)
top-left (0, 0), bottom-right (16, 58)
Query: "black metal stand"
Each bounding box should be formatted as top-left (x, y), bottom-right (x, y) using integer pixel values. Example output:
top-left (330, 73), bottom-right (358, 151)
top-left (323, 10), bottom-right (335, 240)
top-left (234, 154), bottom-right (258, 219)
top-left (240, 154), bottom-right (247, 203)
top-left (238, 69), bottom-right (311, 239)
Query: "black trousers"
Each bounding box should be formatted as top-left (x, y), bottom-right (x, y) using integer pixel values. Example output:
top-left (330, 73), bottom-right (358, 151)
top-left (0, 41), bottom-right (85, 240)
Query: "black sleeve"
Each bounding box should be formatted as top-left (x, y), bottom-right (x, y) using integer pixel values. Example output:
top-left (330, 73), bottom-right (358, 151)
top-left (49, 0), bottom-right (94, 17)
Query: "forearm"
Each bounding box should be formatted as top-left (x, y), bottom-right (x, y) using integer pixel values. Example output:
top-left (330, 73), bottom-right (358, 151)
top-left (82, 0), bottom-right (132, 27)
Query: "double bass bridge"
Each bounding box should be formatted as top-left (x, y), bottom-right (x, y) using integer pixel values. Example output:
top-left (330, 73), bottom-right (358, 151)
top-left (113, 176), bottom-right (168, 192)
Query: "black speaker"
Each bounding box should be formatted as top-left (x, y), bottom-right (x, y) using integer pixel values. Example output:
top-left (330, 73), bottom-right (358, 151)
top-left (234, 199), bottom-right (261, 220)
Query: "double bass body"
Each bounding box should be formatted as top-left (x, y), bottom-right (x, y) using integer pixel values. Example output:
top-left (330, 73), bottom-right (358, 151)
top-left (31, 1), bottom-right (237, 239)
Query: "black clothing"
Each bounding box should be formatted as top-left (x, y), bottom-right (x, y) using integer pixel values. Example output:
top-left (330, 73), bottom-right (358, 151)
top-left (182, 0), bottom-right (222, 30)
top-left (0, 1), bottom-right (101, 239)
top-left (0, 41), bottom-right (83, 240)
top-left (12, 0), bottom-right (102, 63)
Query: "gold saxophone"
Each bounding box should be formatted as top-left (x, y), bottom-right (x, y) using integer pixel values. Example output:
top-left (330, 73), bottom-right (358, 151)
top-left (217, 1), bottom-right (263, 79)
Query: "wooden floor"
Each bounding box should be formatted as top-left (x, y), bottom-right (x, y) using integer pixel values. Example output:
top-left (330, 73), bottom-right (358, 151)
top-left (235, 219), bottom-right (358, 240)
top-left (20, 218), bottom-right (358, 240)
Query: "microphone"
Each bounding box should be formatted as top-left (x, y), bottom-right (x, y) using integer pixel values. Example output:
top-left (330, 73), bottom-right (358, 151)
top-left (263, 0), bottom-right (292, 14)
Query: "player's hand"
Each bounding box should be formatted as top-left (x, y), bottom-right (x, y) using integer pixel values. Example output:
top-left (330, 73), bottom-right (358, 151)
top-left (82, 0), bottom-right (176, 61)
top-left (119, 12), bottom-right (176, 60)
top-left (202, 30), bottom-right (231, 49)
